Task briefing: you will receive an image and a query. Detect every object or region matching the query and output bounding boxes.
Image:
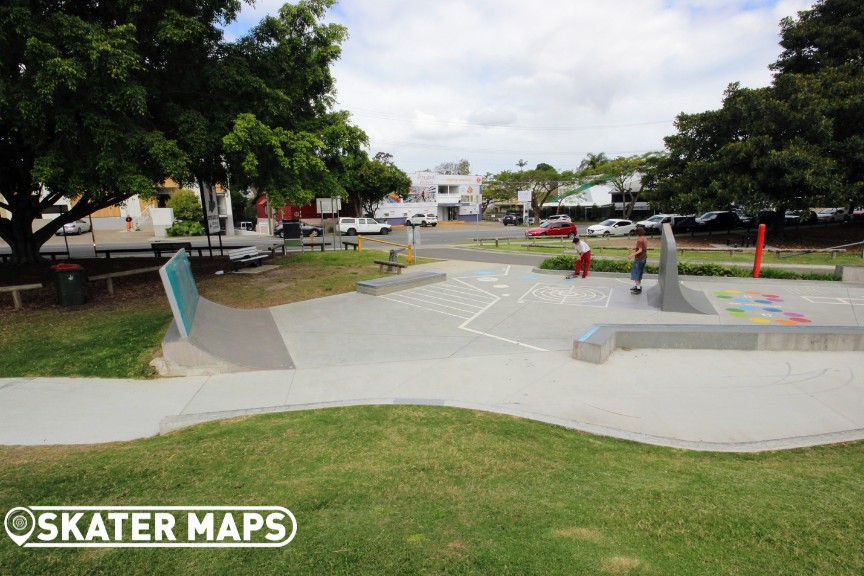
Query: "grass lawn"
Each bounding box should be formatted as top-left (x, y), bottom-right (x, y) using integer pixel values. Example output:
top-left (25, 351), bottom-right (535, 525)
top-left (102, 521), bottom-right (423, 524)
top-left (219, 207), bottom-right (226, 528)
top-left (465, 237), bottom-right (864, 267)
top-left (2, 407), bottom-right (863, 575)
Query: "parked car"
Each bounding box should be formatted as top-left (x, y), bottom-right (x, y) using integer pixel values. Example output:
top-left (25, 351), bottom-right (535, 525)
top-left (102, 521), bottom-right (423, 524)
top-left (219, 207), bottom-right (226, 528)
top-left (502, 213), bottom-right (523, 225)
top-left (524, 221), bottom-right (578, 238)
top-left (695, 211), bottom-right (741, 230)
top-left (636, 214), bottom-right (680, 234)
top-left (852, 207), bottom-right (864, 221)
top-left (405, 213), bottom-right (438, 227)
top-left (55, 219), bottom-right (91, 235)
top-left (585, 219), bottom-right (636, 237)
top-left (274, 220), bottom-right (324, 237)
top-left (545, 214), bottom-right (571, 222)
top-left (670, 216), bottom-right (698, 233)
top-left (816, 207), bottom-right (847, 222)
top-left (784, 210), bottom-right (818, 225)
top-left (337, 217), bottom-right (391, 236)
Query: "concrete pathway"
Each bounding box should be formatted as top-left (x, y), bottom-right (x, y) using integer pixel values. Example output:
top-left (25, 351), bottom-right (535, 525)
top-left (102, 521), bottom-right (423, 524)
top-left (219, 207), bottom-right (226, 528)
top-left (1, 260), bottom-right (862, 451)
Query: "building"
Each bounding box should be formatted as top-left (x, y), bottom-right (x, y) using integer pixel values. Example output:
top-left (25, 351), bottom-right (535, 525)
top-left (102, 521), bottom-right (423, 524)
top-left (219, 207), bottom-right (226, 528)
top-left (31, 179), bottom-right (235, 237)
top-left (541, 178), bottom-right (650, 221)
top-left (374, 172), bottom-right (484, 224)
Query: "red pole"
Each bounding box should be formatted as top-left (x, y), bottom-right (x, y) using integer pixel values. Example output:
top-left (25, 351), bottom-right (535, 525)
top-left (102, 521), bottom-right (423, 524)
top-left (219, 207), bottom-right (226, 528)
top-left (752, 223), bottom-right (766, 278)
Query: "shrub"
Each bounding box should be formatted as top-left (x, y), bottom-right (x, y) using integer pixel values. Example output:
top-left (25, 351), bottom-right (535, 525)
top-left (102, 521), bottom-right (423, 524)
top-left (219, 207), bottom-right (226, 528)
top-left (538, 256), bottom-right (838, 281)
top-left (167, 220), bottom-right (205, 237)
top-left (166, 189), bottom-right (203, 222)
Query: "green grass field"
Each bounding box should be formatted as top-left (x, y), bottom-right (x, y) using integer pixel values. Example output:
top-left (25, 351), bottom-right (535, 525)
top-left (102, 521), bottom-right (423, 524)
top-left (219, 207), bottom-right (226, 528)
top-left (2, 407), bottom-right (863, 575)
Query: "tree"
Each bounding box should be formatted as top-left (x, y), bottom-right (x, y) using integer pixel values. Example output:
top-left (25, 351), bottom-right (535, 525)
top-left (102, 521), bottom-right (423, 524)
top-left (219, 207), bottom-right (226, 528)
top-left (577, 152), bottom-right (609, 172)
top-left (493, 163), bottom-right (574, 220)
top-left (348, 153), bottom-right (411, 217)
top-left (0, 0), bottom-right (231, 263)
top-left (592, 153), bottom-right (662, 219)
top-left (479, 173), bottom-right (516, 215)
top-left (434, 159), bottom-right (471, 175)
top-left (221, 1), bottom-right (361, 214)
top-left (650, 0), bottom-right (864, 219)
top-left (0, 0), bottom-right (358, 263)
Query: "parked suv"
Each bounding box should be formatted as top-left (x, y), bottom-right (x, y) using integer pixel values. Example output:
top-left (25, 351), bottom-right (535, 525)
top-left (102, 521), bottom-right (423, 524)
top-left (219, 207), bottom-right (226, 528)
top-left (405, 213), bottom-right (438, 227)
top-left (502, 213), bottom-right (523, 225)
top-left (337, 217), bottom-right (392, 236)
top-left (545, 214), bottom-right (571, 222)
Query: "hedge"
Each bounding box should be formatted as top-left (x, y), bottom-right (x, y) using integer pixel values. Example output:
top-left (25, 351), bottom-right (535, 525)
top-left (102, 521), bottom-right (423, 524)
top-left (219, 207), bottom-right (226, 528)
top-left (539, 255), bottom-right (836, 281)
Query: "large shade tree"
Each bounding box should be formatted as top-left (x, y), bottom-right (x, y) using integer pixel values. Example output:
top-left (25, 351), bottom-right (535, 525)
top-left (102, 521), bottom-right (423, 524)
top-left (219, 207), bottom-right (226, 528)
top-left (649, 0), bottom-right (864, 220)
top-left (0, 0), bottom-right (362, 264)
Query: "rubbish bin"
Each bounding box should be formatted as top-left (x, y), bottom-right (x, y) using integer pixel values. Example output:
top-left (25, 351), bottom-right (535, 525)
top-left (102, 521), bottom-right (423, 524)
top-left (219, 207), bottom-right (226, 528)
top-left (51, 263), bottom-right (84, 306)
top-left (280, 220), bottom-right (302, 240)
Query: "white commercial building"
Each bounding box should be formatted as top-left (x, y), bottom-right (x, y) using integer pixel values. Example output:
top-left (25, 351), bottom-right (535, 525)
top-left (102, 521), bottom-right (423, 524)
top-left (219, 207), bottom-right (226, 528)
top-left (373, 172), bottom-right (483, 224)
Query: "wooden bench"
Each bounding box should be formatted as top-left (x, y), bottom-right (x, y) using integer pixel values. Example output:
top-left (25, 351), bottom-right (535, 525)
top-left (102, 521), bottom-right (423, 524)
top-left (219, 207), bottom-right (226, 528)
top-left (228, 246), bottom-right (269, 269)
top-left (341, 238), bottom-right (359, 251)
top-left (88, 266), bottom-right (162, 295)
top-left (0, 283), bottom-right (43, 310)
top-left (373, 259), bottom-right (408, 275)
top-left (151, 241), bottom-right (193, 258)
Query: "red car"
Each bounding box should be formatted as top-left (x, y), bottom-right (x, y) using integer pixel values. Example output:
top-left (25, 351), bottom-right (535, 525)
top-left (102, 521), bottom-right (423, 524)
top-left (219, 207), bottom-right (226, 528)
top-left (525, 221), bottom-right (578, 237)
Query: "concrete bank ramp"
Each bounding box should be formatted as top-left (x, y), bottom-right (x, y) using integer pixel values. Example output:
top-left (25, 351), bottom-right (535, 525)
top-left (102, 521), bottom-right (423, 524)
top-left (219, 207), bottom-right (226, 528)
top-left (159, 297), bottom-right (293, 374)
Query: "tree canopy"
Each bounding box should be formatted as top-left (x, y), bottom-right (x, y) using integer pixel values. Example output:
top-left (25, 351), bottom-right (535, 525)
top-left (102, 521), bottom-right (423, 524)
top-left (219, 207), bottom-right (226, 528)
top-left (0, 0), bottom-right (365, 263)
top-left (649, 0), bottom-right (864, 218)
top-left (346, 152), bottom-right (412, 217)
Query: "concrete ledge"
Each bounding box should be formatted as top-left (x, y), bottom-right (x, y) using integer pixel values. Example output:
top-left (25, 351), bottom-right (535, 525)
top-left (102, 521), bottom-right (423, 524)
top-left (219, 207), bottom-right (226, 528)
top-left (574, 324), bottom-right (864, 364)
top-left (835, 265), bottom-right (864, 283)
top-left (356, 271), bottom-right (446, 295)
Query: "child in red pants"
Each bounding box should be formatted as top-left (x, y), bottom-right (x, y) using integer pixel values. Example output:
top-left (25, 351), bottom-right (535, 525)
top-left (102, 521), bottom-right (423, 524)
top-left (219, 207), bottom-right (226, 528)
top-left (567, 236), bottom-right (591, 278)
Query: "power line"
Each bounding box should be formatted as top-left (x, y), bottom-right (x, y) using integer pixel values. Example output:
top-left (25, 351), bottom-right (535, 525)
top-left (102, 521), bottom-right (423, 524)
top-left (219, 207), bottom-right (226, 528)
top-left (347, 107), bottom-right (674, 132)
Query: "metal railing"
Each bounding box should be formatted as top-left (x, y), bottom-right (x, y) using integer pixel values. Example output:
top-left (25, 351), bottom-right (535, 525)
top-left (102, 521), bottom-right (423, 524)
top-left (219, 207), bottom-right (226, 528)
top-left (355, 235), bottom-right (413, 262)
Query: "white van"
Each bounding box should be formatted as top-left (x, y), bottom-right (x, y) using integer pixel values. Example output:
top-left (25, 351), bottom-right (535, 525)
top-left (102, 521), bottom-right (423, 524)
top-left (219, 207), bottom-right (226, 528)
top-left (337, 217), bottom-right (392, 236)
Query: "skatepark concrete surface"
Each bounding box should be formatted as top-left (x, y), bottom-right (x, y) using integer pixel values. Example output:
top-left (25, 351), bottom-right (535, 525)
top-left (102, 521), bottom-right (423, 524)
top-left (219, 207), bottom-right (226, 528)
top-left (1, 259), bottom-right (863, 452)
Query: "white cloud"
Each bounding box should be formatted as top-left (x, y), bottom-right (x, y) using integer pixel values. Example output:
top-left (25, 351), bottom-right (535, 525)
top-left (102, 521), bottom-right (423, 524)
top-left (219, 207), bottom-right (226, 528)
top-left (224, 0), bottom-right (815, 174)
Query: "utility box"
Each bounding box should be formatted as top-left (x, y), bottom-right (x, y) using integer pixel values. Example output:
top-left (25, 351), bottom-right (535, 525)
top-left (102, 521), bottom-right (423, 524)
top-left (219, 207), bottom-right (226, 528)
top-left (51, 263), bottom-right (84, 306)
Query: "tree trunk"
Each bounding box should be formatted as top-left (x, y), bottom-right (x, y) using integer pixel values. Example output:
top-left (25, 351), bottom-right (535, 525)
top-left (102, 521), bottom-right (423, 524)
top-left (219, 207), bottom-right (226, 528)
top-left (0, 208), bottom-right (51, 265)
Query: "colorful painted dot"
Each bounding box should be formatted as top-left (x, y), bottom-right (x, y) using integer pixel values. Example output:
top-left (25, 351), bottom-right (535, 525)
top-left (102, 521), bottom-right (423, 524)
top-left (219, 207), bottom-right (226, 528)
top-left (725, 290), bottom-right (742, 294)
top-left (726, 308), bottom-right (745, 313)
top-left (729, 312), bottom-right (748, 318)
top-left (763, 308), bottom-right (783, 313)
top-left (740, 306), bottom-right (758, 311)
top-left (716, 294), bottom-right (733, 299)
top-left (784, 312), bottom-right (805, 318)
top-left (775, 320), bottom-right (798, 326)
top-left (763, 294), bottom-right (780, 298)
top-left (755, 299), bottom-right (774, 304)
top-left (791, 317), bottom-right (812, 323)
top-left (749, 317), bottom-right (772, 324)
top-left (746, 291), bottom-right (762, 295)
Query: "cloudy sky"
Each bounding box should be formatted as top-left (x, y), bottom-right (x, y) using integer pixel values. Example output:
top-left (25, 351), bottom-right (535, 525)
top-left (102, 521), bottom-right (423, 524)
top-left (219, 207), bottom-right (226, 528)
top-left (224, 0), bottom-right (815, 176)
